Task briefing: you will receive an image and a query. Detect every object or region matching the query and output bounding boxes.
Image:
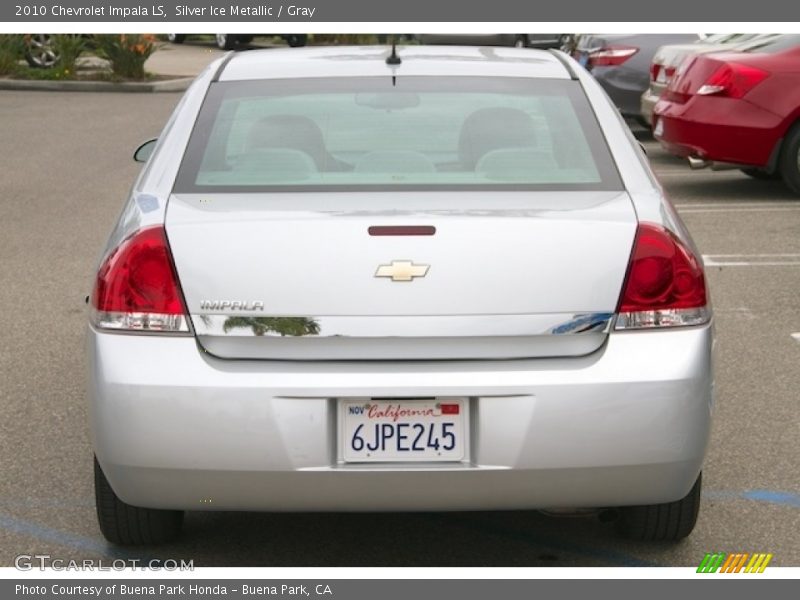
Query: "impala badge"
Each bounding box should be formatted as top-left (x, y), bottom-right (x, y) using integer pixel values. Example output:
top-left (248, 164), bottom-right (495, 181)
top-left (375, 260), bottom-right (430, 282)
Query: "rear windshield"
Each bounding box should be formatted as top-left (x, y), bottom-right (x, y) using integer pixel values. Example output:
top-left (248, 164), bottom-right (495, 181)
top-left (174, 77), bottom-right (622, 193)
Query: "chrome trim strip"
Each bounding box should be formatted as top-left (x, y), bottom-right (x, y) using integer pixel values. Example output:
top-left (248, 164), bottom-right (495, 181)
top-left (190, 312), bottom-right (614, 338)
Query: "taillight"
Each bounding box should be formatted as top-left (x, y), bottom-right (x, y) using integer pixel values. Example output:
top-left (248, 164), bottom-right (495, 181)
top-left (616, 223), bottom-right (710, 330)
top-left (91, 226), bottom-right (189, 333)
top-left (589, 45), bottom-right (639, 67)
top-left (651, 63), bottom-right (676, 84)
top-left (696, 63), bottom-right (769, 98)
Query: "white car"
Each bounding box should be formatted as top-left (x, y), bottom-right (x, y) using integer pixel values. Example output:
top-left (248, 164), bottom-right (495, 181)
top-left (88, 45), bottom-right (713, 545)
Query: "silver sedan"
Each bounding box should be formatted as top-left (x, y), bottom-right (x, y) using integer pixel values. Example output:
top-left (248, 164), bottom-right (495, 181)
top-left (87, 45), bottom-right (713, 545)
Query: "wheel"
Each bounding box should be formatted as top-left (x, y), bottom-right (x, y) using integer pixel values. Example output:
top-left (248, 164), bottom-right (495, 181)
top-left (167, 34), bottom-right (186, 44)
top-left (741, 167), bottom-right (781, 180)
top-left (616, 473), bottom-right (702, 541)
top-left (286, 34), bottom-right (307, 48)
top-left (24, 34), bottom-right (58, 69)
top-left (559, 34), bottom-right (576, 53)
top-left (514, 36), bottom-right (528, 48)
top-left (238, 36), bottom-right (254, 45)
top-left (94, 456), bottom-right (183, 545)
top-left (778, 123), bottom-right (800, 195)
top-left (215, 34), bottom-right (237, 50)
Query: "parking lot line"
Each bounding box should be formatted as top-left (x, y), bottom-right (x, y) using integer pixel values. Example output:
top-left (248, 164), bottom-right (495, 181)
top-left (791, 333), bottom-right (800, 343)
top-left (704, 489), bottom-right (800, 508)
top-left (679, 207), bottom-right (800, 214)
top-left (703, 254), bottom-right (800, 267)
top-left (0, 511), bottom-right (150, 561)
top-left (674, 202), bottom-right (800, 209)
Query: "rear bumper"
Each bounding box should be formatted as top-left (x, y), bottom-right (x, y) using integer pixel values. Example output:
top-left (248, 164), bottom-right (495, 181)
top-left (88, 324), bottom-right (714, 512)
top-left (653, 96), bottom-right (783, 166)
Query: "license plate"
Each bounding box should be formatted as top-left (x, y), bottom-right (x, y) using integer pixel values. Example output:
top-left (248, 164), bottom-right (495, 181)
top-left (654, 117), bottom-right (664, 137)
top-left (340, 398), bottom-right (467, 462)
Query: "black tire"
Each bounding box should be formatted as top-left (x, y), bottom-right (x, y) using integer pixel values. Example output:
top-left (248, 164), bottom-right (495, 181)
top-left (778, 122), bottom-right (800, 195)
top-left (167, 34), bottom-right (186, 44)
top-left (238, 36), bottom-right (254, 45)
top-left (558, 34), bottom-right (575, 52)
top-left (740, 167), bottom-right (781, 181)
top-left (286, 34), bottom-right (307, 48)
top-left (616, 473), bottom-right (702, 541)
top-left (215, 34), bottom-right (237, 51)
top-left (94, 456), bottom-right (183, 545)
top-left (514, 36), bottom-right (528, 48)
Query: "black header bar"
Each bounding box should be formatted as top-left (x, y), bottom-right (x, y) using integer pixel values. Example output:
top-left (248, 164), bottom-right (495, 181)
top-left (3, 0), bottom-right (798, 23)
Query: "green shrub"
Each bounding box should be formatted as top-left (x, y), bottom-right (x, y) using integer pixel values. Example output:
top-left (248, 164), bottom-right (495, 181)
top-left (94, 34), bottom-right (158, 80)
top-left (51, 34), bottom-right (86, 78)
top-left (0, 34), bottom-right (25, 76)
top-left (312, 34), bottom-right (380, 45)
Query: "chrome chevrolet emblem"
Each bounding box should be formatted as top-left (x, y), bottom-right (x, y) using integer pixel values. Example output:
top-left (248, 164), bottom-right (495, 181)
top-left (374, 260), bottom-right (430, 282)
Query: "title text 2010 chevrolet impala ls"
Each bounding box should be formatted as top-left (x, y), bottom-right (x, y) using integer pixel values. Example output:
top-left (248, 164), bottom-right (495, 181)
top-left (88, 45), bottom-right (714, 545)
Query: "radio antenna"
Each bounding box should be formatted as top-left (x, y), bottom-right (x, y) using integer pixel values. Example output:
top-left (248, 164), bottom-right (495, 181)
top-left (386, 40), bottom-right (401, 66)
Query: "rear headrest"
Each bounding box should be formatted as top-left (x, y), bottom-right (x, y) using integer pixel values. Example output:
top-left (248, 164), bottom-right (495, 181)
top-left (245, 115), bottom-right (346, 171)
top-left (458, 107), bottom-right (538, 169)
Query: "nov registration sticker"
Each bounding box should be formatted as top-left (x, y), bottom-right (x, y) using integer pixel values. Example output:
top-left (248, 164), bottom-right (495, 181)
top-left (340, 398), bottom-right (468, 462)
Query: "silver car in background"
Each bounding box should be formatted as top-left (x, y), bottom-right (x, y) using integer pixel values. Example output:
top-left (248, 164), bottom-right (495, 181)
top-left (573, 33), bottom-right (701, 124)
top-left (88, 45), bottom-right (713, 545)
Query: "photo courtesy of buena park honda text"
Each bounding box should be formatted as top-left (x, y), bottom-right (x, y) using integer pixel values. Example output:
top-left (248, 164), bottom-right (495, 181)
top-left (0, 0), bottom-right (799, 596)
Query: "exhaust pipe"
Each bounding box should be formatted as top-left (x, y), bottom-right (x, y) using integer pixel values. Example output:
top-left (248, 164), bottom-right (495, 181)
top-left (688, 156), bottom-right (745, 171)
top-left (688, 156), bottom-right (709, 170)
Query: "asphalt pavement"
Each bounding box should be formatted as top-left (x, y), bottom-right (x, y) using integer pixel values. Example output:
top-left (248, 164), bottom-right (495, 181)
top-left (0, 44), bottom-right (798, 568)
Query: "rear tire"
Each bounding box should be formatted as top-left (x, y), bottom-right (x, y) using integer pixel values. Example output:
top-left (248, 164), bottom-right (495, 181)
top-left (740, 167), bottom-right (781, 181)
top-left (616, 473), bottom-right (702, 541)
top-left (778, 123), bottom-right (800, 195)
top-left (286, 34), bottom-right (307, 48)
top-left (559, 34), bottom-right (576, 53)
top-left (94, 456), bottom-right (184, 545)
top-left (215, 34), bottom-right (237, 50)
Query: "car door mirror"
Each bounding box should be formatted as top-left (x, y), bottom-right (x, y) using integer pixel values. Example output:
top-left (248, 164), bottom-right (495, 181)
top-left (133, 139), bottom-right (157, 163)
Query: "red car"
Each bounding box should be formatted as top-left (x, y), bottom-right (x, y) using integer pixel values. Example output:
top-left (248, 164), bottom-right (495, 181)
top-left (653, 34), bottom-right (800, 193)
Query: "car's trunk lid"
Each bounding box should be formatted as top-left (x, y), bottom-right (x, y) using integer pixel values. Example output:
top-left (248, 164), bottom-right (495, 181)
top-left (166, 191), bottom-right (637, 360)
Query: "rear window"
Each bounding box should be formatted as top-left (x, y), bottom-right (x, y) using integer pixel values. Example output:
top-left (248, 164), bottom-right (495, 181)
top-left (174, 77), bottom-right (622, 193)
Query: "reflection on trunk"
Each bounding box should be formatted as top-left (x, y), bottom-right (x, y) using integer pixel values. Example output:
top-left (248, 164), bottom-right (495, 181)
top-left (222, 316), bottom-right (320, 337)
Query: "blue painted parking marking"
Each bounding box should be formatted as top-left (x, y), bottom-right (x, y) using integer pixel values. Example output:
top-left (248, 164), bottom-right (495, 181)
top-left (0, 511), bottom-right (150, 561)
